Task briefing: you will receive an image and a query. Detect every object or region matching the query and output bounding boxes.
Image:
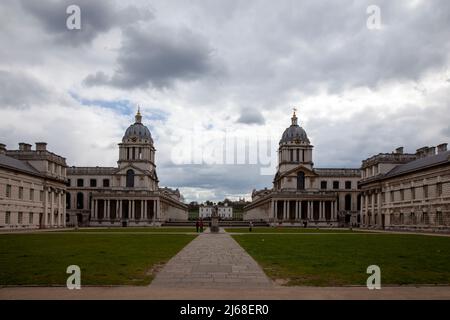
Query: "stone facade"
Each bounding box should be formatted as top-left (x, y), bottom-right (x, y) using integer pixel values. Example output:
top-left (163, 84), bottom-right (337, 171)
top-left (244, 111), bottom-right (360, 226)
top-left (66, 110), bottom-right (188, 226)
top-left (0, 142), bottom-right (67, 229)
top-left (359, 144), bottom-right (450, 232)
top-left (199, 205), bottom-right (233, 219)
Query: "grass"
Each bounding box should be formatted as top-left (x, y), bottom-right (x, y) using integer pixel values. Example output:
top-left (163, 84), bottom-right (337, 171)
top-left (0, 233), bottom-right (195, 286)
top-left (225, 227), bottom-right (368, 233)
top-left (61, 227), bottom-right (197, 233)
top-left (232, 233), bottom-right (450, 286)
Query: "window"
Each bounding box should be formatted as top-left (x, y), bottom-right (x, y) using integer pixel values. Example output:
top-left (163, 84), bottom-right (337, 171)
top-left (297, 172), bottom-right (305, 190)
top-left (18, 212), bottom-right (23, 224)
top-left (423, 185), bottom-right (428, 199)
top-left (90, 179), bottom-right (97, 187)
top-left (411, 187), bottom-right (416, 200)
top-left (422, 212), bottom-right (428, 224)
top-left (436, 211), bottom-right (443, 225)
top-left (103, 179), bottom-right (110, 187)
top-left (5, 212), bottom-right (10, 224)
top-left (77, 179), bottom-right (84, 187)
top-left (390, 191), bottom-right (394, 202)
top-left (139, 147), bottom-right (142, 159)
top-left (399, 213), bottom-right (404, 224)
top-left (40, 190), bottom-right (44, 201)
top-left (19, 187), bottom-right (23, 199)
top-left (6, 184), bottom-right (11, 198)
top-left (126, 169), bottom-right (135, 188)
top-left (30, 189), bottom-right (34, 201)
top-left (345, 181), bottom-right (352, 189)
top-left (67, 179), bottom-right (71, 187)
top-left (76, 192), bottom-right (84, 209)
top-left (320, 181), bottom-right (327, 189)
top-left (333, 181), bottom-right (339, 189)
top-left (289, 149), bottom-right (293, 162)
top-left (400, 189), bottom-right (404, 201)
top-left (436, 183), bottom-right (442, 196)
top-left (29, 212), bottom-right (33, 224)
top-left (66, 193), bottom-right (71, 209)
top-left (410, 212), bottom-right (416, 225)
top-left (345, 194), bottom-right (352, 211)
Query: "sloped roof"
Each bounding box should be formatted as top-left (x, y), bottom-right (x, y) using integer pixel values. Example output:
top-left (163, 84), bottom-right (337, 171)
top-left (0, 154), bottom-right (40, 176)
top-left (385, 150), bottom-right (450, 179)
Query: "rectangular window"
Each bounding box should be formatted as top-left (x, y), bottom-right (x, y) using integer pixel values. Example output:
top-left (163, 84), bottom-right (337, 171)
top-left (390, 191), bottom-right (394, 202)
top-left (436, 212), bottom-right (443, 225)
top-left (345, 181), bottom-right (352, 189)
top-left (77, 179), bottom-right (84, 187)
top-left (90, 179), bottom-right (97, 187)
top-left (6, 184), bottom-right (11, 198)
top-left (320, 181), bottom-right (327, 190)
top-left (18, 212), bottom-right (23, 224)
top-left (423, 185), bottom-right (428, 199)
top-left (333, 181), bottom-right (339, 189)
top-left (436, 183), bottom-right (442, 196)
top-left (29, 212), bottom-right (33, 224)
top-left (30, 189), bottom-right (34, 201)
top-left (289, 149), bottom-right (293, 162)
top-left (411, 187), bottom-right (416, 200)
top-left (19, 187), bottom-right (23, 199)
top-left (40, 190), bottom-right (44, 201)
top-left (103, 179), bottom-right (110, 187)
top-left (5, 212), bottom-right (11, 224)
top-left (67, 179), bottom-right (71, 187)
top-left (400, 189), bottom-right (404, 201)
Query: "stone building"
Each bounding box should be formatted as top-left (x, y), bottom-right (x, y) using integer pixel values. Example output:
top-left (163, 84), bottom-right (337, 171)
top-left (199, 204), bottom-right (233, 219)
top-left (244, 111), bottom-right (360, 226)
top-left (66, 109), bottom-right (188, 227)
top-left (0, 142), bottom-right (67, 229)
top-left (359, 143), bottom-right (450, 232)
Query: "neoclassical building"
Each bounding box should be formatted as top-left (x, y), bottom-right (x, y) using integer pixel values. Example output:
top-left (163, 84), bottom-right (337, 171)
top-left (244, 111), bottom-right (360, 226)
top-left (0, 142), bottom-right (67, 229)
top-left (66, 109), bottom-right (188, 226)
top-left (359, 144), bottom-right (450, 231)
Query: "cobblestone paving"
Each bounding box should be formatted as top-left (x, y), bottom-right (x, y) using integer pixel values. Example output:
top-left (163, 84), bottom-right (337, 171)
top-left (150, 230), bottom-right (273, 288)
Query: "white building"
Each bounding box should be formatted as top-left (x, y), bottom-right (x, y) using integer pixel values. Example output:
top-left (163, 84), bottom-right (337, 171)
top-left (66, 109), bottom-right (188, 227)
top-left (0, 142), bottom-right (67, 230)
top-left (199, 205), bottom-right (233, 219)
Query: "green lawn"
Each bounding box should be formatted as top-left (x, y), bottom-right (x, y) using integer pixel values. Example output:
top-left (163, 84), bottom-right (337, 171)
top-left (225, 227), bottom-right (368, 233)
top-left (232, 233), bottom-right (450, 286)
top-left (0, 233), bottom-right (195, 286)
top-left (62, 227), bottom-right (197, 233)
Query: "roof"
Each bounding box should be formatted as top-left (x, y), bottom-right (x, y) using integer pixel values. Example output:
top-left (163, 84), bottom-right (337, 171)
top-left (0, 154), bottom-right (40, 176)
top-left (384, 150), bottom-right (450, 179)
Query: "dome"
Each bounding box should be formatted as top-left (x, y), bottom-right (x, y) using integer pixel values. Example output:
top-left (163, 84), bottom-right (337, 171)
top-left (279, 111), bottom-right (310, 144)
top-left (122, 108), bottom-right (153, 142)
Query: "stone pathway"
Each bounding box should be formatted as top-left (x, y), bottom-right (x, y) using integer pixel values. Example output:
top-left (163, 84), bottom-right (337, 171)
top-left (150, 229), bottom-right (273, 288)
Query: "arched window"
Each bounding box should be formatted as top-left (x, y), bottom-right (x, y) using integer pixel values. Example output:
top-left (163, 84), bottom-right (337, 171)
top-left (126, 169), bottom-right (135, 188)
top-left (76, 192), bottom-right (84, 209)
top-left (66, 192), bottom-right (71, 209)
top-left (345, 194), bottom-right (352, 211)
top-left (297, 172), bottom-right (305, 190)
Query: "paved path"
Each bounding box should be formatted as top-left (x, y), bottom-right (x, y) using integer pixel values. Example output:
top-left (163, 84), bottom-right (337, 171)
top-left (150, 229), bottom-right (273, 289)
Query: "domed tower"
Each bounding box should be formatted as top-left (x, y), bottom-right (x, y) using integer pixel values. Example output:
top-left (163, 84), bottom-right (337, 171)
top-left (277, 109), bottom-right (313, 175)
top-left (118, 108), bottom-right (157, 189)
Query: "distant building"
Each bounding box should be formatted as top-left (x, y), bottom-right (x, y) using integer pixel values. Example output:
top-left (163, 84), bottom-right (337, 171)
top-left (199, 204), bottom-right (233, 219)
top-left (359, 144), bottom-right (450, 231)
top-left (0, 142), bottom-right (67, 229)
top-left (244, 111), bottom-right (360, 226)
top-left (66, 109), bottom-right (188, 227)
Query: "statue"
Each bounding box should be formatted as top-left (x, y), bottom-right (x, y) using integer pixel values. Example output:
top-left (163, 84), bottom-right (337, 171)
top-left (210, 205), bottom-right (220, 233)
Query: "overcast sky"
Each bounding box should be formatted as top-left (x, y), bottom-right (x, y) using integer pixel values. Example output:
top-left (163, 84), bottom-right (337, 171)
top-left (1, 0), bottom-right (449, 202)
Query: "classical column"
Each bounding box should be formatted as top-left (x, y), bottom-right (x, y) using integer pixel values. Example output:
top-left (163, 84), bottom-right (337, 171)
top-left (274, 200), bottom-right (278, 221)
top-left (50, 190), bottom-right (54, 227)
top-left (299, 201), bottom-right (302, 220)
top-left (143, 200), bottom-right (147, 220)
top-left (295, 201), bottom-right (299, 220)
top-left (106, 200), bottom-right (110, 220)
top-left (116, 200), bottom-right (120, 220)
top-left (319, 201), bottom-right (323, 220)
top-left (128, 200), bottom-right (132, 220)
top-left (286, 201), bottom-right (289, 220)
top-left (371, 193), bottom-right (375, 226)
top-left (364, 194), bottom-right (369, 226)
top-left (360, 194), bottom-right (365, 223)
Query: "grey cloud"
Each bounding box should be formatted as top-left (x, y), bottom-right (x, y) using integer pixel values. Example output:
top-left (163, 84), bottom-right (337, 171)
top-left (84, 26), bottom-right (214, 89)
top-left (19, 0), bottom-right (153, 46)
top-left (237, 108), bottom-right (265, 125)
top-left (0, 70), bottom-right (49, 108)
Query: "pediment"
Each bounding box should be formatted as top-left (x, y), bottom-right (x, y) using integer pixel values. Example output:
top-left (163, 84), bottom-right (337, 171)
top-left (114, 164), bottom-right (149, 175)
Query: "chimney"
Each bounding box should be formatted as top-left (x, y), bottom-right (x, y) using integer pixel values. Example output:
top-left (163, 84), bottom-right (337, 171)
top-left (35, 142), bottom-right (47, 151)
top-left (0, 143), bottom-right (6, 155)
top-left (395, 147), bottom-right (404, 154)
top-left (415, 146), bottom-right (428, 158)
top-left (437, 143), bottom-right (448, 154)
top-left (18, 143), bottom-right (32, 151)
top-left (428, 146), bottom-right (436, 157)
